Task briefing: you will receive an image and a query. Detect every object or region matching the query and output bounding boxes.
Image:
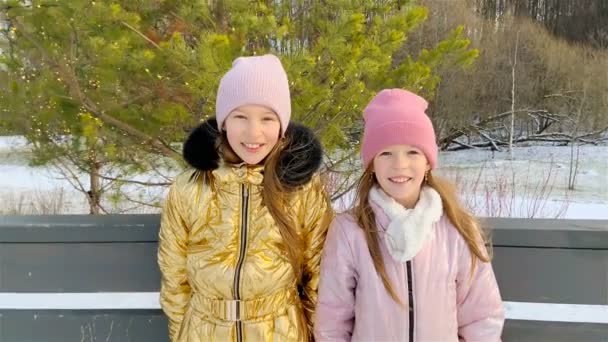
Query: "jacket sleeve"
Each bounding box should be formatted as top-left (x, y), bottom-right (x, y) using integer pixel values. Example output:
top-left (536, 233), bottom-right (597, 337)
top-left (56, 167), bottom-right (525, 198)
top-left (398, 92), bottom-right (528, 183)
top-left (158, 182), bottom-right (192, 342)
top-left (456, 236), bottom-right (505, 342)
top-left (314, 216), bottom-right (357, 342)
top-left (299, 176), bottom-right (334, 340)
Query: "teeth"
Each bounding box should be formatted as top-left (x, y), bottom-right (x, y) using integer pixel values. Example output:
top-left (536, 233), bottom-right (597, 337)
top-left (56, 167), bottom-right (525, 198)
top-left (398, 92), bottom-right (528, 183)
top-left (243, 143), bottom-right (262, 149)
top-left (390, 177), bottom-right (410, 183)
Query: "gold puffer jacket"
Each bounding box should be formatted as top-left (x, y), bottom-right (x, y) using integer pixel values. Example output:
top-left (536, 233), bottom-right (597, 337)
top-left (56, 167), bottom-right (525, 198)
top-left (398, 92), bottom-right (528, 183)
top-left (158, 119), bottom-right (333, 342)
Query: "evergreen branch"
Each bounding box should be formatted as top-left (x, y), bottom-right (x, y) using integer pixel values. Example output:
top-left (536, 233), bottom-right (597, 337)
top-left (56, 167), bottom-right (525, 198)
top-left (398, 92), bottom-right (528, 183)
top-left (120, 19), bottom-right (198, 78)
top-left (11, 19), bottom-right (182, 161)
top-left (120, 21), bottom-right (161, 49)
top-left (315, 110), bottom-right (350, 136)
top-left (109, 91), bottom-right (156, 111)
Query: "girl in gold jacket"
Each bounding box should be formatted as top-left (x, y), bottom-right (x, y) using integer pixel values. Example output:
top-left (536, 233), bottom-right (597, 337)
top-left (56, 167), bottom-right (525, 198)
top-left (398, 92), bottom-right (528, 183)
top-left (158, 54), bottom-right (333, 342)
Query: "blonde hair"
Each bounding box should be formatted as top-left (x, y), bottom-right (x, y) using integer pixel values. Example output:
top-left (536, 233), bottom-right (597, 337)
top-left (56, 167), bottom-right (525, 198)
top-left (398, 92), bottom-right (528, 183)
top-left (353, 165), bottom-right (491, 304)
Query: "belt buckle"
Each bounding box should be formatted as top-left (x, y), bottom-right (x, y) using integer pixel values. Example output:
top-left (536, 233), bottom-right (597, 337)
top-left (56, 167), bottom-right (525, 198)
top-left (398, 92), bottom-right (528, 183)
top-left (227, 299), bottom-right (242, 321)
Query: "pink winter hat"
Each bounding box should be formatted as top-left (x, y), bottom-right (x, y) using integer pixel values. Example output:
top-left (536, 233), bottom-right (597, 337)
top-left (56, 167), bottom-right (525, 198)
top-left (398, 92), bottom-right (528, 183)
top-left (216, 54), bottom-right (291, 135)
top-left (361, 89), bottom-right (438, 169)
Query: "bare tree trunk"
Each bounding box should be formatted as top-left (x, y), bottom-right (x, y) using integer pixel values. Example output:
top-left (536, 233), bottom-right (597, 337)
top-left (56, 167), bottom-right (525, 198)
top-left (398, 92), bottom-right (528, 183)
top-left (509, 30), bottom-right (519, 160)
top-left (568, 86), bottom-right (587, 190)
top-left (87, 149), bottom-right (102, 214)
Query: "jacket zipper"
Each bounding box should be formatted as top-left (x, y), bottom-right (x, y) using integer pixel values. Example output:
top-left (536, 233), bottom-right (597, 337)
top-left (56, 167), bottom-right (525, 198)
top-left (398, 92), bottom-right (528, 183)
top-left (406, 260), bottom-right (415, 342)
top-left (234, 184), bottom-right (249, 342)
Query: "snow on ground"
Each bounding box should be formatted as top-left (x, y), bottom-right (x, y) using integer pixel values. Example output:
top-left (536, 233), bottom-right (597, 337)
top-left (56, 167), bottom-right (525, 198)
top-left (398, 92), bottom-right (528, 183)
top-left (0, 136), bottom-right (171, 214)
top-left (0, 135), bottom-right (30, 151)
top-left (435, 145), bottom-right (607, 219)
top-left (1, 136), bottom-right (607, 218)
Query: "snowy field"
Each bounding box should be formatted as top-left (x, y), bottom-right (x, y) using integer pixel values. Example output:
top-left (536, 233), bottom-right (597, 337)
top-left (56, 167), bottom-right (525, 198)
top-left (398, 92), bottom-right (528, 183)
top-left (435, 145), bottom-right (608, 219)
top-left (1, 136), bottom-right (607, 219)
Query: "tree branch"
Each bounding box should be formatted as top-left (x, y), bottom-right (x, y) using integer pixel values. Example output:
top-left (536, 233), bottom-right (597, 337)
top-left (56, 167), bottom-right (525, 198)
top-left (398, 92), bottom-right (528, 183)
top-left (11, 19), bottom-right (182, 161)
top-left (330, 177), bottom-right (358, 202)
top-left (120, 21), bottom-right (161, 49)
top-left (96, 173), bottom-right (171, 187)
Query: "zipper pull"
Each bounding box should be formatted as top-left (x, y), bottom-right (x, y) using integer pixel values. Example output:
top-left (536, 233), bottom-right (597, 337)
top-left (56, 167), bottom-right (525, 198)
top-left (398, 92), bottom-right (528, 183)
top-left (243, 185), bottom-right (249, 198)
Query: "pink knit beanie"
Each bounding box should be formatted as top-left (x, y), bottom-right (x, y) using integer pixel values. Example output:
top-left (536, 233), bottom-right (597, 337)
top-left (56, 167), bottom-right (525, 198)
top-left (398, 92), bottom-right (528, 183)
top-left (215, 54), bottom-right (291, 135)
top-left (361, 89), bottom-right (438, 169)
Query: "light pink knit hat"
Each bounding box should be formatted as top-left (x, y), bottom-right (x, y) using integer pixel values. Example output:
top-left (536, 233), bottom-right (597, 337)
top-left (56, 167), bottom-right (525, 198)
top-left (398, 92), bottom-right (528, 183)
top-left (216, 54), bottom-right (291, 135)
top-left (361, 89), bottom-right (438, 169)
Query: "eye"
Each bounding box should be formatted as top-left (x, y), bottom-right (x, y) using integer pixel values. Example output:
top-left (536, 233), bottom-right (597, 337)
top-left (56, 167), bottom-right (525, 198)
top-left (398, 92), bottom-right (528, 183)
top-left (379, 151), bottom-right (392, 156)
top-left (408, 150), bottom-right (420, 155)
top-left (233, 114), bottom-right (247, 119)
top-left (262, 116), bottom-right (278, 122)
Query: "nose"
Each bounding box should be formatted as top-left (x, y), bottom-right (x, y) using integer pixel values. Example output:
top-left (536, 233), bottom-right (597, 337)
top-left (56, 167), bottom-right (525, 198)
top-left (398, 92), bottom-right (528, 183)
top-left (246, 119), bottom-right (263, 137)
top-left (392, 152), bottom-right (409, 169)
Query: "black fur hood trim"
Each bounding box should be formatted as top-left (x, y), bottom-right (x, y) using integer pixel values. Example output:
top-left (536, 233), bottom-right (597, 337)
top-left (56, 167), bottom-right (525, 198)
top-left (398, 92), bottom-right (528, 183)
top-left (182, 118), bottom-right (324, 188)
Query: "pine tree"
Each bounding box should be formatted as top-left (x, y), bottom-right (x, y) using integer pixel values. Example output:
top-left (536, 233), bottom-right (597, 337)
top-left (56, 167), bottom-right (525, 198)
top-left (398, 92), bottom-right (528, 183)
top-left (0, 0), bottom-right (478, 212)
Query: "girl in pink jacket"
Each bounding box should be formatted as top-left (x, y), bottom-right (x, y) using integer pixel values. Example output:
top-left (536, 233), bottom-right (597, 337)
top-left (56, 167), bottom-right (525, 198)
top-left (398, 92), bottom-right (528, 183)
top-left (315, 89), bottom-right (505, 342)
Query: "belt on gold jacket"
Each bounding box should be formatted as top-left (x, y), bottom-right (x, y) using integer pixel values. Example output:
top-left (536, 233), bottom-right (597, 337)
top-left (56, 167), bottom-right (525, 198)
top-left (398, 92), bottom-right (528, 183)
top-left (189, 287), bottom-right (299, 322)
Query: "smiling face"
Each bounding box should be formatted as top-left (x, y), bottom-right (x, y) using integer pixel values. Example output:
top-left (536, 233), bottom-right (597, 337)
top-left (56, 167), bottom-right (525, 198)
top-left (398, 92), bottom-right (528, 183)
top-left (223, 104), bottom-right (282, 165)
top-left (372, 144), bottom-right (431, 208)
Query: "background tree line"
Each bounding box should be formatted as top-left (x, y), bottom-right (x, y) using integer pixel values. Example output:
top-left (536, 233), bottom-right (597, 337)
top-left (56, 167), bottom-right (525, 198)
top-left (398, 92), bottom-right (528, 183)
top-left (414, 0), bottom-right (607, 151)
top-left (472, 0), bottom-right (608, 48)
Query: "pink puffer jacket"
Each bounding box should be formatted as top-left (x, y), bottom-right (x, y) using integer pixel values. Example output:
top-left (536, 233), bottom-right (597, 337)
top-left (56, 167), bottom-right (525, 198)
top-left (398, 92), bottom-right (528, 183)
top-left (314, 189), bottom-right (504, 341)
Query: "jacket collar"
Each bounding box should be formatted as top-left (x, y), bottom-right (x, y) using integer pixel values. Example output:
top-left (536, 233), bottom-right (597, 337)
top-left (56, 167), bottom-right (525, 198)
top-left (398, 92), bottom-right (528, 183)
top-left (182, 118), bottom-right (323, 189)
top-left (211, 163), bottom-right (264, 185)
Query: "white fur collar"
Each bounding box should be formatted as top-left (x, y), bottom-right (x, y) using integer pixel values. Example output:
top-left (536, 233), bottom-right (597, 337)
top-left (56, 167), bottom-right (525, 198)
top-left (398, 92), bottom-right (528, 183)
top-left (369, 185), bottom-right (443, 262)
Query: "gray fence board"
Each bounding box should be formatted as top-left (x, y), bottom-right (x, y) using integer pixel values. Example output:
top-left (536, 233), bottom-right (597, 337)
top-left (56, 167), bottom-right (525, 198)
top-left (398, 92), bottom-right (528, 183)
top-left (493, 247), bottom-right (608, 304)
top-left (0, 215), bottom-right (607, 342)
top-left (486, 217), bottom-right (608, 249)
top-left (0, 215), bottom-right (160, 243)
top-left (0, 243), bottom-right (160, 292)
top-left (0, 310), bottom-right (167, 342)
